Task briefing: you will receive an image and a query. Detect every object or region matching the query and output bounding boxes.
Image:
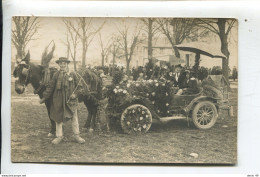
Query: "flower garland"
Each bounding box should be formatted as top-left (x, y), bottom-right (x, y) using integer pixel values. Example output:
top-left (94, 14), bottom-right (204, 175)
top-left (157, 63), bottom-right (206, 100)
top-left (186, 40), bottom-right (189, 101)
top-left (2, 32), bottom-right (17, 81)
top-left (121, 105), bottom-right (152, 133)
top-left (106, 79), bottom-right (174, 117)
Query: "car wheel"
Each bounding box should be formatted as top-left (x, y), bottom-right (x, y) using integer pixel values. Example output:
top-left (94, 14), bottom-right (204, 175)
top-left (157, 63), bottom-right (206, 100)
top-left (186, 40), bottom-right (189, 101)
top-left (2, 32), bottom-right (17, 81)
top-left (121, 104), bottom-right (152, 134)
top-left (192, 101), bottom-right (218, 129)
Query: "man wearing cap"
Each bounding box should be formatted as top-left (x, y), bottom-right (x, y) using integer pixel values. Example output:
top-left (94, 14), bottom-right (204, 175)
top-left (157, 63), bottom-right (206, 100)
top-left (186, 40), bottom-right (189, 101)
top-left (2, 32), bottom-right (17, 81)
top-left (39, 57), bottom-right (85, 144)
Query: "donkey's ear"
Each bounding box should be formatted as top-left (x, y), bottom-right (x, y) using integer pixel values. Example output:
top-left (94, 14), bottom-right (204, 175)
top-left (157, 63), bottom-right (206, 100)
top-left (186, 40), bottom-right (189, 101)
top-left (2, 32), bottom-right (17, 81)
top-left (23, 51), bottom-right (30, 64)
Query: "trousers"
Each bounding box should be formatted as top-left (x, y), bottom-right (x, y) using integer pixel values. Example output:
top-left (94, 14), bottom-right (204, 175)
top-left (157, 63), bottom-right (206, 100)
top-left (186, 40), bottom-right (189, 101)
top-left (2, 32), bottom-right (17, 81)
top-left (56, 109), bottom-right (80, 137)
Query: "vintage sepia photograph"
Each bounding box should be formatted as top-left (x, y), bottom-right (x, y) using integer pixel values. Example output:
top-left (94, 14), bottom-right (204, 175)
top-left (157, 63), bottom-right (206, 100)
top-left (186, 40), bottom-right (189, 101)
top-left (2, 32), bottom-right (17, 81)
top-left (11, 17), bottom-right (237, 164)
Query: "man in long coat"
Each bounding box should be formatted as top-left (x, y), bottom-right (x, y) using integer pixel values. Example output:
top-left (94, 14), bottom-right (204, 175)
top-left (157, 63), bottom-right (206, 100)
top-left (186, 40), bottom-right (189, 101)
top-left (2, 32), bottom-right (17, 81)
top-left (40, 57), bottom-right (85, 144)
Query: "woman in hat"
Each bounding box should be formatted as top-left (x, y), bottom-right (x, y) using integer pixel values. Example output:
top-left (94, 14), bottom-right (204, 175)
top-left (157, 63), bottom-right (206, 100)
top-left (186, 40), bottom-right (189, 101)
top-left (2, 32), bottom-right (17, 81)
top-left (39, 57), bottom-right (85, 144)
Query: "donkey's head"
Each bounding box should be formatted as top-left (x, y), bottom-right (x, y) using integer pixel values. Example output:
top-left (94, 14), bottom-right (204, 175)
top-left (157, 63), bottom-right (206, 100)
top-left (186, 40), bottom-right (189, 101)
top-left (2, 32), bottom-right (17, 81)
top-left (13, 51), bottom-right (31, 94)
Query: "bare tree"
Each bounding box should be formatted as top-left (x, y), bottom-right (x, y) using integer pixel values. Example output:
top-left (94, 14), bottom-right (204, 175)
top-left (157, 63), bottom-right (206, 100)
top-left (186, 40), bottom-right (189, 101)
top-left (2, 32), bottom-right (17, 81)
top-left (117, 22), bottom-right (144, 75)
top-left (197, 18), bottom-right (236, 82)
top-left (156, 18), bottom-right (198, 58)
top-left (98, 32), bottom-right (111, 67)
top-left (66, 18), bottom-right (105, 68)
top-left (12, 17), bottom-right (40, 59)
top-left (63, 19), bottom-right (80, 71)
top-left (140, 18), bottom-right (161, 60)
top-left (110, 35), bottom-right (121, 76)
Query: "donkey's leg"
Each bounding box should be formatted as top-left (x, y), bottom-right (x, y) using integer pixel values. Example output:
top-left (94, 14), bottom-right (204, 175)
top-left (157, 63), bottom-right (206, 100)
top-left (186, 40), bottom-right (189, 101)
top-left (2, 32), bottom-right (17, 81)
top-left (88, 106), bottom-right (96, 132)
top-left (93, 106), bottom-right (101, 131)
top-left (84, 102), bottom-right (92, 129)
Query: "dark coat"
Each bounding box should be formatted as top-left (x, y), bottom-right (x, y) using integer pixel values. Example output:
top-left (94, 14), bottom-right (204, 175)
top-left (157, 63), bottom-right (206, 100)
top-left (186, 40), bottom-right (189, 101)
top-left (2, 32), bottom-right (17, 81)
top-left (43, 70), bottom-right (81, 123)
top-left (179, 77), bottom-right (189, 89)
top-left (172, 71), bottom-right (184, 87)
top-left (185, 79), bottom-right (199, 95)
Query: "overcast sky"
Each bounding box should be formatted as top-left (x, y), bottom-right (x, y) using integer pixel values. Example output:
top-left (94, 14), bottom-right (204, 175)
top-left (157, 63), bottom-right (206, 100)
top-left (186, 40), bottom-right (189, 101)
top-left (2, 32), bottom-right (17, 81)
top-left (12, 17), bottom-right (238, 69)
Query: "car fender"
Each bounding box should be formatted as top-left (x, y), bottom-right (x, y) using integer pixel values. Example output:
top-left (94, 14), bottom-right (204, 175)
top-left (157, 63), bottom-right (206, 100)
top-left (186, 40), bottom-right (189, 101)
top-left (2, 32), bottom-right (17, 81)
top-left (184, 96), bottom-right (219, 113)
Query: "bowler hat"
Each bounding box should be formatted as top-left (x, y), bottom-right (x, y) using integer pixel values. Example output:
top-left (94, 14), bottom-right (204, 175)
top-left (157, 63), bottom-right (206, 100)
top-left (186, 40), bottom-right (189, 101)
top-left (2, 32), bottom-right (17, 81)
top-left (56, 57), bottom-right (71, 64)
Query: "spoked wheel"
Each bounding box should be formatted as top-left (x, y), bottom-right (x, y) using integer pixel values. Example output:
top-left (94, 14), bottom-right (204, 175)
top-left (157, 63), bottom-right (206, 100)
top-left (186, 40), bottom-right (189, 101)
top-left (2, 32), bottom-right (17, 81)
top-left (121, 104), bottom-right (152, 134)
top-left (192, 101), bottom-right (218, 129)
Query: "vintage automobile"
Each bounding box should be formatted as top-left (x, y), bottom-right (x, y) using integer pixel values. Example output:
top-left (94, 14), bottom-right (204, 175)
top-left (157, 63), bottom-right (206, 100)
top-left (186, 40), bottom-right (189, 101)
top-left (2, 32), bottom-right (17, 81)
top-left (105, 77), bottom-right (231, 134)
top-left (105, 42), bottom-right (232, 134)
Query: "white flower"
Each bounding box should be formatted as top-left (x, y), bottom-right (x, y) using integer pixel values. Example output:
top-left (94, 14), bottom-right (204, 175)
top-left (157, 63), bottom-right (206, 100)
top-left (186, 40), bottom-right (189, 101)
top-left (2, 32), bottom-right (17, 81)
top-left (140, 117), bottom-right (143, 120)
top-left (150, 69), bottom-right (153, 71)
top-left (133, 95), bottom-right (136, 98)
top-left (169, 72), bottom-right (173, 76)
top-left (138, 127), bottom-right (142, 131)
top-left (148, 80), bottom-right (153, 83)
top-left (142, 111), bottom-right (145, 114)
top-left (155, 83), bottom-right (159, 87)
top-left (68, 77), bottom-right (73, 81)
top-left (166, 92), bottom-right (168, 96)
top-left (167, 111), bottom-right (170, 113)
top-left (136, 83), bottom-right (139, 87)
top-left (132, 110), bottom-right (135, 113)
top-left (134, 128), bottom-right (137, 131)
top-left (102, 87), bottom-right (106, 90)
top-left (127, 83), bottom-right (131, 88)
top-left (146, 115), bottom-right (149, 118)
top-left (152, 92), bottom-right (155, 96)
top-left (118, 89), bottom-right (123, 92)
top-left (154, 80), bottom-right (158, 82)
top-left (157, 110), bottom-right (160, 113)
top-left (113, 88), bottom-right (118, 93)
top-left (162, 83), bottom-right (165, 86)
top-left (127, 121), bottom-right (130, 125)
top-left (152, 101), bottom-right (155, 104)
top-left (166, 103), bottom-right (169, 106)
top-left (146, 93), bottom-right (149, 96)
top-left (143, 124), bottom-right (147, 129)
top-left (116, 86), bottom-right (119, 89)
top-left (123, 90), bottom-right (127, 94)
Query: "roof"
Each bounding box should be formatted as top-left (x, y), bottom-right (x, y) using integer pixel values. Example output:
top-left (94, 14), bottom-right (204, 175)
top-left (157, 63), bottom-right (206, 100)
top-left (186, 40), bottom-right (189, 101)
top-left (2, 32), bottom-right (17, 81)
top-left (175, 42), bottom-right (226, 59)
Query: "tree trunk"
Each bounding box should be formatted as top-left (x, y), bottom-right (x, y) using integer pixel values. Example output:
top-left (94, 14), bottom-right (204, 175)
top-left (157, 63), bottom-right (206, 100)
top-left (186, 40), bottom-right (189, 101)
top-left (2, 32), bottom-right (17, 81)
top-left (193, 53), bottom-right (200, 74)
top-left (148, 18), bottom-right (153, 60)
top-left (82, 41), bottom-right (86, 68)
top-left (126, 59), bottom-right (130, 76)
top-left (173, 46), bottom-right (180, 58)
top-left (16, 46), bottom-right (24, 60)
top-left (217, 19), bottom-right (230, 83)
top-left (101, 54), bottom-right (105, 67)
top-left (73, 50), bottom-right (77, 71)
top-left (112, 53), bottom-right (116, 76)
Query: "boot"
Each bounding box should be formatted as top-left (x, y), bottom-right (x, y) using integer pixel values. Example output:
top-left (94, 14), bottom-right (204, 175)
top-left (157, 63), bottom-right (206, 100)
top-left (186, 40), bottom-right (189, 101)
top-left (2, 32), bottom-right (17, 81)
top-left (74, 135), bottom-right (85, 144)
top-left (52, 136), bottom-right (63, 144)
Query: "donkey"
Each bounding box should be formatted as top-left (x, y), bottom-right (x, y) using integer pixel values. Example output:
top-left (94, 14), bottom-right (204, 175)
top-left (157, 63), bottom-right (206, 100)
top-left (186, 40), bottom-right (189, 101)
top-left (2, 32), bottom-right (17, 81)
top-left (13, 51), bottom-right (105, 136)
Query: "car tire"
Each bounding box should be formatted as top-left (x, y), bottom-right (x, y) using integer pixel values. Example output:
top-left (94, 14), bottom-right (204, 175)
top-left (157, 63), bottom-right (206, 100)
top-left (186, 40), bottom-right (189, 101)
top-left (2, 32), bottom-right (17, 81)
top-left (121, 104), bottom-right (152, 134)
top-left (192, 101), bottom-right (218, 129)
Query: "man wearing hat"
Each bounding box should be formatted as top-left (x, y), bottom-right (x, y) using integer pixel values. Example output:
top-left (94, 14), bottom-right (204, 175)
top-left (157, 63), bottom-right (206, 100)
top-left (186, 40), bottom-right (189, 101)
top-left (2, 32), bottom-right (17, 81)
top-left (173, 64), bottom-right (183, 87)
top-left (39, 57), bottom-right (85, 144)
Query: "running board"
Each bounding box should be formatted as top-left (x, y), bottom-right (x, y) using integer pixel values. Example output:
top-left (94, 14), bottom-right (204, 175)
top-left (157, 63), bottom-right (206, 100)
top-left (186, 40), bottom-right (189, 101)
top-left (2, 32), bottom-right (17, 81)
top-left (159, 115), bottom-right (186, 122)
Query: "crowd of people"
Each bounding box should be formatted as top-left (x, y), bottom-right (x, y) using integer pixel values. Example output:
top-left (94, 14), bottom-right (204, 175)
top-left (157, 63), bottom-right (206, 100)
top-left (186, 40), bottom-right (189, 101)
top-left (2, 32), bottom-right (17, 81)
top-left (91, 60), bottom-right (207, 96)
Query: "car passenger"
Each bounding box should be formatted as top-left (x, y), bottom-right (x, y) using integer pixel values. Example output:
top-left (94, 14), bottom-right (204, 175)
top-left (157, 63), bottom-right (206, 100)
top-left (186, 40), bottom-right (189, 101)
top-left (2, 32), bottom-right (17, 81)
top-left (176, 70), bottom-right (199, 95)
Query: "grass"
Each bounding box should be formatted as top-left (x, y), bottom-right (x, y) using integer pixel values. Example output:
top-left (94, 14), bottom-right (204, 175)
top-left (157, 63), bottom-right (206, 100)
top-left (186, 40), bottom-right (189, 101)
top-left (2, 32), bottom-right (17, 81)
top-left (11, 81), bottom-right (237, 164)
